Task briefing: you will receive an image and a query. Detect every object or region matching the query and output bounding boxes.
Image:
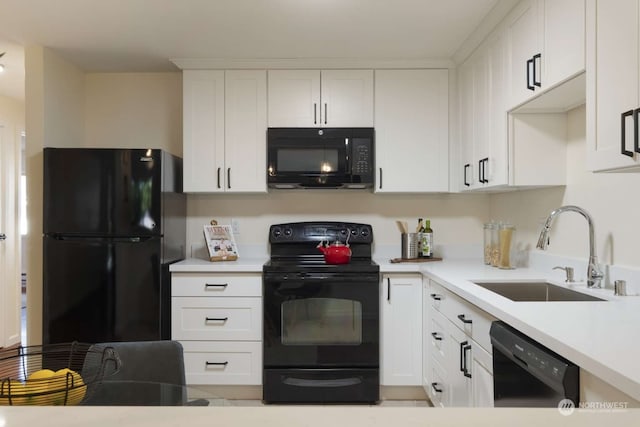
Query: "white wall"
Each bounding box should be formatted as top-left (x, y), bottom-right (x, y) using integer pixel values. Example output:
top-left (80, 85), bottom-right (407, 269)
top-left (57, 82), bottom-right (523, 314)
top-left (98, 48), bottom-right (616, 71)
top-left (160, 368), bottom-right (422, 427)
top-left (187, 192), bottom-right (490, 258)
top-left (85, 73), bottom-right (182, 155)
top-left (25, 46), bottom-right (86, 345)
top-left (490, 104), bottom-right (640, 270)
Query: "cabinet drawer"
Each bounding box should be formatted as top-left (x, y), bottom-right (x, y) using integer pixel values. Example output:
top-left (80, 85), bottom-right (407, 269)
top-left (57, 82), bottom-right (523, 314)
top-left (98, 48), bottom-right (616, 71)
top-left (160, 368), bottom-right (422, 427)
top-left (428, 309), bottom-right (449, 369)
top-left (172, 297), bottom-right (262, 341)
top-left (429, 280), bottom-right (495, 352)
top-left (171, 273), bottom-right (261, 297)
top-left (427, 358), bottom-right (447, 408)
top-left (181, 341), bottom-right (262, 385)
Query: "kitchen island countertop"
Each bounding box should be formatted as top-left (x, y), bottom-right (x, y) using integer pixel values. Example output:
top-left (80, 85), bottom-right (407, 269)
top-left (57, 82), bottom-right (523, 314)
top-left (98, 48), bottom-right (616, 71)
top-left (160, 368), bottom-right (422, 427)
top-left (1, 406), bottom-right (637, 427)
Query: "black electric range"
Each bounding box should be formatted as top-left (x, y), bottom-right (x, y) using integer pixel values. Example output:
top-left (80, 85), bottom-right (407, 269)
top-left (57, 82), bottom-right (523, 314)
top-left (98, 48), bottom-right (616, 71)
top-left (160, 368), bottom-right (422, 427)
top-left (262, 222), bottom-right (380, 404)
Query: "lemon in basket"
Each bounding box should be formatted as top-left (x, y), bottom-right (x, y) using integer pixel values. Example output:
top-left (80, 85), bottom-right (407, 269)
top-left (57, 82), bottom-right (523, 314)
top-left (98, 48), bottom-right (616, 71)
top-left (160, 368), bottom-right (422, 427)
top-left (50, 368), bottom-right (86, 405)
top-left (24, 369), bottom-right (56, 405)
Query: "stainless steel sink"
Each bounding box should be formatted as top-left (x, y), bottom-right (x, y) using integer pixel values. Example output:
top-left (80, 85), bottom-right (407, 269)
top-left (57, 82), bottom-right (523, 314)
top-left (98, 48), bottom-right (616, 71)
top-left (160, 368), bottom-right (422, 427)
top-left (472, 281), bottom-right (606, 302)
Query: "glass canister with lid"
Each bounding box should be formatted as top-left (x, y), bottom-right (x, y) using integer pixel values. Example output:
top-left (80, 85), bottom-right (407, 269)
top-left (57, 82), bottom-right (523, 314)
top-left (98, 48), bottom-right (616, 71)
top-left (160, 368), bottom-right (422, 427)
top-left (483, 221), bottom-right (499, 265)
top-left (498, 222), bottom-right (516, 269)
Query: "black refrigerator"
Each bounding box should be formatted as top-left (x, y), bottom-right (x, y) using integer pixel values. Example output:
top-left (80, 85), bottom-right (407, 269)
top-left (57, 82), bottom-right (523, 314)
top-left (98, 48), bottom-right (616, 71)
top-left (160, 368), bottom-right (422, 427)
top-left (42, 148), bottom-right (186, 345)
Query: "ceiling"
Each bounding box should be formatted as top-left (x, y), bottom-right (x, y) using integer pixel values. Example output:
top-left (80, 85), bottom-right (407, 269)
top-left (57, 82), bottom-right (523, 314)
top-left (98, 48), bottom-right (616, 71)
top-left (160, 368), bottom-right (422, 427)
top-left (0, 0), bottom-right (516, 101)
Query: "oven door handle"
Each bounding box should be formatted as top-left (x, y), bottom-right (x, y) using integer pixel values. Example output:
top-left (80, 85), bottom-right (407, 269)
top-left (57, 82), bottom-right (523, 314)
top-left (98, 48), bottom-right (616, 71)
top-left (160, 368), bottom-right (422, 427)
top-left (282, 376), bottom-right (363, 388)
top-left (264, 273), bottom-right (380, 283)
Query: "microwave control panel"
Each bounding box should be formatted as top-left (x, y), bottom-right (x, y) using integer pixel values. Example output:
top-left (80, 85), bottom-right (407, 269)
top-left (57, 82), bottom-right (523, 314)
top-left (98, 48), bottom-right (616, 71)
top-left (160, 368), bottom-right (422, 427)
top-left (351, 138), bottom-right (372, 175)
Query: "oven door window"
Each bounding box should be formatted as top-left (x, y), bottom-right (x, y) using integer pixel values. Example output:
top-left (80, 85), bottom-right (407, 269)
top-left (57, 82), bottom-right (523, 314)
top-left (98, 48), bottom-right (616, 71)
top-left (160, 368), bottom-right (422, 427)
top-left (281, 297), bottom-right (362, 346)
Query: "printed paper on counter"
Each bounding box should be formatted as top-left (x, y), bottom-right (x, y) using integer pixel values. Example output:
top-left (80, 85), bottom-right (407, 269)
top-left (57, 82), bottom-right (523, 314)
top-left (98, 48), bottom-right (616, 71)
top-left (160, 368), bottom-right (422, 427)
top-left (203, 224), bottom-right (239, 261)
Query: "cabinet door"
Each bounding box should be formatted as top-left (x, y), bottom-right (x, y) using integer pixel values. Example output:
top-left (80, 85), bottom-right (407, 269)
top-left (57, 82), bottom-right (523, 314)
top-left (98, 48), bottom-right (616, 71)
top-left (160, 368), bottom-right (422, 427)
top-left (267, 70), bottom-right (321, 127)
top-left (445, 322), bottom-right (473, 407)
top-left (381, 275), bottom-right (422, 386)
top-left (225, 70), bottom-right (268, 192)
top-left (471, 343), bottom-right (494, 407)
top-left (486, 31), bottom-right (509, 187)
top-left (507, 0), bottom-right (541, 108)
top-left (183, 70), bottom-right (225, 192)
top-left (320, 70), bottom-right (374, 127)
top-left (458, 58), bottom-right (477, 191)
top-left (587, 0), bottom-right (640, 171)
top-left (542, 0), bottom-right (585, 88)
top-left (374, 69), bottom-right (449, 193)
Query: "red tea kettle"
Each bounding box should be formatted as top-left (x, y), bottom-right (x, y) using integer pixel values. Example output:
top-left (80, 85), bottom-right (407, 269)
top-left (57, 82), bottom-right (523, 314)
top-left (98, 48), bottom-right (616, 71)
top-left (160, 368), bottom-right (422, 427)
top-left (317, 240), bottom-right (352, 264)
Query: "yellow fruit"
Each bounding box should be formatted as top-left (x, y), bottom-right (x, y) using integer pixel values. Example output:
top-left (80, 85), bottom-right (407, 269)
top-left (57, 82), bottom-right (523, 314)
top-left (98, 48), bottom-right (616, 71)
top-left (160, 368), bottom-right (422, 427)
top-left (27, 369), bottom-right (55, 381)
top-left (51, 368), bottom-right (86, 405)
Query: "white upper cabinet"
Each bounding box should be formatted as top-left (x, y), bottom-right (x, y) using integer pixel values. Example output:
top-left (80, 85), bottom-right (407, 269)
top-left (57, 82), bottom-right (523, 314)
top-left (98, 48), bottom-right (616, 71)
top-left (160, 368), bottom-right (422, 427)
top-left (183, 70), bottom-right (267, 193)
top-left (586, 0), bottom-right (640, 171)
top-left (225, 70), bottom-right (268, 192)
top-left (506, 0), bottom-right (542, 108)
top-left (374, 69), bottom-right (449, 193)
top-left (267, 70), bottom-right (373, 127)
top-left (506, 0), bottom-right (585, 109)
top-left (183, 70), bottom-right (225, 193)
top-left (459, 30), bottom-right (510, 191)
top-left (320, 70), bottom-right (374, 127)
top-left (543, 0), bottom-right (586, 87)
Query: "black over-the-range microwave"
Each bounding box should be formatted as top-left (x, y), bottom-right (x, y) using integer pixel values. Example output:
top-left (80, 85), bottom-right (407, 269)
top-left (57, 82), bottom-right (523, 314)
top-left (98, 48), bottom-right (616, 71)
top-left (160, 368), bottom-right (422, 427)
top-left (267, 128), bottom-right (374, 189)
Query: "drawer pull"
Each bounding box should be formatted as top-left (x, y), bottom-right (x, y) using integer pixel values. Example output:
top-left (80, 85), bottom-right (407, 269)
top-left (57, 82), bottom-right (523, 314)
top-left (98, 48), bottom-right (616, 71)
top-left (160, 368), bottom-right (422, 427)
top-left (431, 382), bottom-right (443, 393)
top-left (205, 283), bottom-right (229, 289)
top-left (205, 317), bottom-right (229, 322)
top-left (431, 332), bottom-right (443, 341)
top-left (205, 361), bottom-right (229, 367)
top-left (457, 314), bottom-right (472, 324)
top-left (430, 293), bottom-right (442, 301)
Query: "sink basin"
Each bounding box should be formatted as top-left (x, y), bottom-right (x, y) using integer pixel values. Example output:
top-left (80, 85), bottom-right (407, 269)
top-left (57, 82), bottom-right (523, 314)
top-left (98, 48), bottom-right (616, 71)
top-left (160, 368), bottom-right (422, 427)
top-left (472, 281), bottom-right (606, 302)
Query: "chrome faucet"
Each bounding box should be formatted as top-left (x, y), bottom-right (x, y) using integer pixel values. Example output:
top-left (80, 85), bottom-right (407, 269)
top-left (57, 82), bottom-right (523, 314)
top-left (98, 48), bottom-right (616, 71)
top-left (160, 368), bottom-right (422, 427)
top-left (536, 205), bottom-right (604, 288)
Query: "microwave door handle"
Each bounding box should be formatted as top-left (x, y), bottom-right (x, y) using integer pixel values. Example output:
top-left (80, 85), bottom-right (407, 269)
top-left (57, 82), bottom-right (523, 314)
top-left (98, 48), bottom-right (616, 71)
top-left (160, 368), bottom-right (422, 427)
top-left (345, 138), bottom-right (350, 173)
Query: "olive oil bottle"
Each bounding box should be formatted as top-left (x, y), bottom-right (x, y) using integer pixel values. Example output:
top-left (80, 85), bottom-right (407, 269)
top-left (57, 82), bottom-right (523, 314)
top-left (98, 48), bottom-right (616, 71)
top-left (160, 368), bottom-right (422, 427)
top-left (421, 219), bottom-right (433, 258)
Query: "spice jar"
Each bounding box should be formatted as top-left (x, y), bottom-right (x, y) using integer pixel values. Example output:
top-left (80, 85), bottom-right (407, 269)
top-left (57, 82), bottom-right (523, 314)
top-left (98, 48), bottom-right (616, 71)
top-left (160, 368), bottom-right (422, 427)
top-left (498, 223), bottom-right (515, 269)
top-left (483, 222), bottom-right (497, 265)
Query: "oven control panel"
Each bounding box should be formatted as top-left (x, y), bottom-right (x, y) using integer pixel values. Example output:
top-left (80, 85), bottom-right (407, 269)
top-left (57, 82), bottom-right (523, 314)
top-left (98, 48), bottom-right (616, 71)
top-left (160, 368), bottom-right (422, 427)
top-left (270, 222), bottom-right (373, 244)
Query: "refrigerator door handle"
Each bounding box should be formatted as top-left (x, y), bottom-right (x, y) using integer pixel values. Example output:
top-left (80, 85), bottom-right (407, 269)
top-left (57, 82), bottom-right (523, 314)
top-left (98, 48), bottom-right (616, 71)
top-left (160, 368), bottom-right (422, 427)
top-left (50, 235), bottom-right (156, 243)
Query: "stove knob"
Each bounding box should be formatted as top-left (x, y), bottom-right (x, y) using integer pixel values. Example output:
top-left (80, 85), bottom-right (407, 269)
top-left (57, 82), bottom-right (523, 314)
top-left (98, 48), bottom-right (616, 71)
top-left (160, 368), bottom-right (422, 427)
top-left (340, 229), bottom-right (348, 236)
top-left (360, 227), bottom-right (371, 237)
top-left (350, 228), bottom-right (358, 236)
top-left (283, 227), bottom-right (293, 237)
top-left (272, 227), bottom-right (282, 238)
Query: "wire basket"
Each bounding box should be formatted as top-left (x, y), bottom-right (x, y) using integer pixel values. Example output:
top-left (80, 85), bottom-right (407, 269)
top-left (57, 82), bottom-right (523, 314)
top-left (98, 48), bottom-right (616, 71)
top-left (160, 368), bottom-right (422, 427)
top-left (0, 342), bottom-right (120, 406)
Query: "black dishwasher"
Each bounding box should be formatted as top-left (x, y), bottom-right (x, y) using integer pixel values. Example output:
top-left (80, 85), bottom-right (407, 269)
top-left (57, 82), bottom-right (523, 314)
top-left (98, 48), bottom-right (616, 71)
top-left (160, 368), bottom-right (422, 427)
top-left (490, 321), bottom-right (579, 407)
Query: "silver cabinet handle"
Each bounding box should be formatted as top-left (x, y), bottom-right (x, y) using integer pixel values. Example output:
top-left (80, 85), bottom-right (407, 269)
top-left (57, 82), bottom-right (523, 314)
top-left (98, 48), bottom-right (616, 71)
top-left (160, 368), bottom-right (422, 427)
top-left (0, 233), bottom-right (6, 241)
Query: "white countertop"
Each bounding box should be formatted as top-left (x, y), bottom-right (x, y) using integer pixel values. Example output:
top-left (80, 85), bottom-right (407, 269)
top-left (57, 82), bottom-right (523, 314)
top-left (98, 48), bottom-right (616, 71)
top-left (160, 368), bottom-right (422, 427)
top-left (1, 406), bottom-right (637, 427)
top-left (414, 260), bottom-right (640, 402)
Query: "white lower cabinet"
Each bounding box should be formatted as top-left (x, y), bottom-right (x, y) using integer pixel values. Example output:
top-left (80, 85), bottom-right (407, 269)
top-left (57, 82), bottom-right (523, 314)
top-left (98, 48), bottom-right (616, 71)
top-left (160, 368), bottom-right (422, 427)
top-left (171, 272), bottom-right (262, 385)
top-left (424, 278), bottom-right (495, 407)
top-left (381, 274), bottom-right (423, 386)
